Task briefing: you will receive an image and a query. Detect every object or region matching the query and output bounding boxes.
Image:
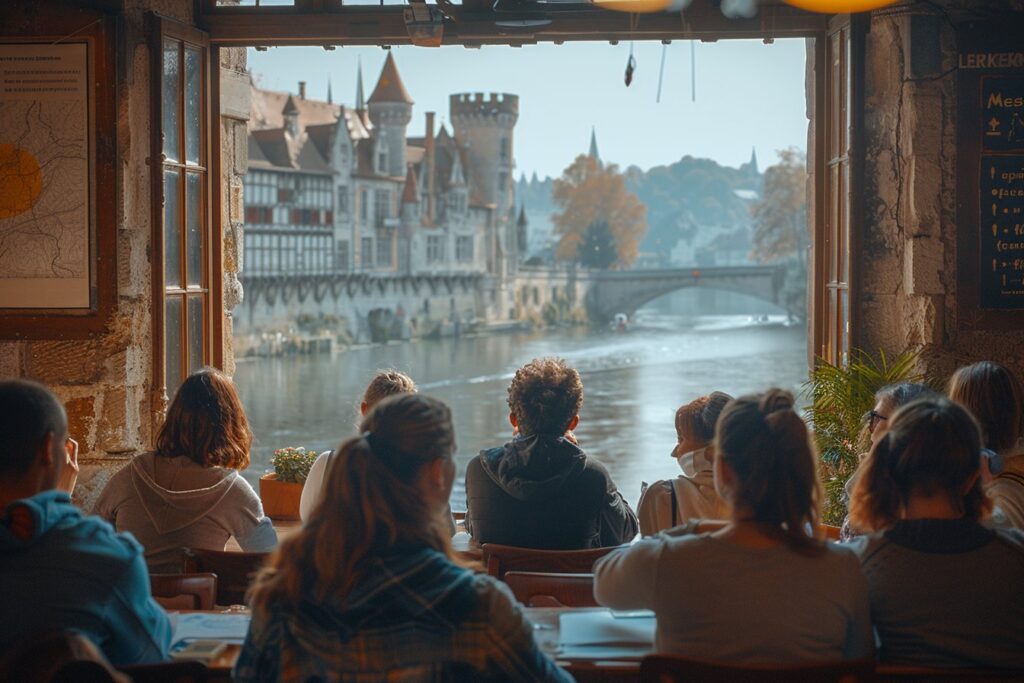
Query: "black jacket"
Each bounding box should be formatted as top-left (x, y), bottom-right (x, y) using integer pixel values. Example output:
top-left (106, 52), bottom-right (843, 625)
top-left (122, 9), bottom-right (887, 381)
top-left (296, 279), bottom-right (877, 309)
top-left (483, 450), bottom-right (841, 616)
top-left (464, 434), bottom-right (639, 549)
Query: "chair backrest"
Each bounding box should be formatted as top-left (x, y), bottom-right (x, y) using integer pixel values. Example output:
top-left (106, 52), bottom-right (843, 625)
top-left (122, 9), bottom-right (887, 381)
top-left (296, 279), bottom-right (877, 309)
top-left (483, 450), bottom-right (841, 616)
top-left (150, 573), bottom-right (218, 611)
top-left (119, 661), bottom-right (208, 683)
top-left (503, 571), bottom-right (598, 607)
top-left (641, 656), bottom-right (875, 683)
top-left (182, 548), bottom-right (269, 606)
top-left (480, 543), bottom-right (618, 579)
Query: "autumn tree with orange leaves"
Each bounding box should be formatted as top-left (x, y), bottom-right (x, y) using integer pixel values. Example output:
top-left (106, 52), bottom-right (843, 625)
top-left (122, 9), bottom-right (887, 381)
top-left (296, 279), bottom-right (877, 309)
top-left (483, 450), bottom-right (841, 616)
top-left (552, 155), bottom-right (647, 269)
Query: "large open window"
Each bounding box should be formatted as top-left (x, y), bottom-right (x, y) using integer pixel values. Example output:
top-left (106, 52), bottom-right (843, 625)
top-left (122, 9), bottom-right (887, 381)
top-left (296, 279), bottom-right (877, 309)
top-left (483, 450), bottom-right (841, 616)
top-left (151, 16), bottom-right (222, 409)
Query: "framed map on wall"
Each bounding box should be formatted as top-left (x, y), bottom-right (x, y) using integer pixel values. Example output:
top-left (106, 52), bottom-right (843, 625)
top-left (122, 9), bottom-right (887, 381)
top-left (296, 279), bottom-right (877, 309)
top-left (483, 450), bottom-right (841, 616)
top-left (0, 8), bottom-right (117, 338)
top-left (0, 42), bottom-right (90, 308)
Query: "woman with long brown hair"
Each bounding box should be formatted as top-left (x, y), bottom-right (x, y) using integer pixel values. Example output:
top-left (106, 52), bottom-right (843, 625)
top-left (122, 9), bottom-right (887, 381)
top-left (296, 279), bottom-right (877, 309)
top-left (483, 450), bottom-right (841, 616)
top-left (847, 397), bottom-right (1024, 669)
top-left (94, 368), bottom-right (276, 572)
top-left (948, 360), bottom-right (1024, 528)
top-left (595, 389), bottom-right (872, 664)
top-left (235, 393), bottom-right (572, 683)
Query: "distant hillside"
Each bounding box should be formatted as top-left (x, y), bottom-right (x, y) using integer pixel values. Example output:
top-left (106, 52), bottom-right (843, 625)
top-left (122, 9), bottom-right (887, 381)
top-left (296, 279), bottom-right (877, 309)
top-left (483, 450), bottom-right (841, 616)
top-left (517, 155), bottom-right (762, 265)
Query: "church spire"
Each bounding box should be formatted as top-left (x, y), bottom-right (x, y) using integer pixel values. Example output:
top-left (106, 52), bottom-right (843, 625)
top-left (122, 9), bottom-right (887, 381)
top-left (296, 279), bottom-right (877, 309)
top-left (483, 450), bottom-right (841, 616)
top-left (749, 146), bottom-right (758, 175)
top-left (355, 57), bottom-right (366, 111)
top-left (588, 126), bottom-right (601, 165)
top-left (327, 76), bottom-right (333, 105)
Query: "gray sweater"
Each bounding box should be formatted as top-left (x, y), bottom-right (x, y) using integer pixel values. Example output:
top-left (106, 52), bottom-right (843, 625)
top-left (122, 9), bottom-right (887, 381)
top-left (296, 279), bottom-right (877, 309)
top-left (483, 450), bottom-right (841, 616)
top-left (848, 519), bottom-right (1024, 670)
top-left (93, 453), bottom-right (277, 573)
top-left (594, 524), bottom-right (874, 664)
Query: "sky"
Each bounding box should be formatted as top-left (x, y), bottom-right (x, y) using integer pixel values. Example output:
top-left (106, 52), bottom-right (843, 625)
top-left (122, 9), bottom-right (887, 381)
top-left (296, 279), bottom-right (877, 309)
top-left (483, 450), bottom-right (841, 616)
top-left (247, 38), bottom-right (807, 180)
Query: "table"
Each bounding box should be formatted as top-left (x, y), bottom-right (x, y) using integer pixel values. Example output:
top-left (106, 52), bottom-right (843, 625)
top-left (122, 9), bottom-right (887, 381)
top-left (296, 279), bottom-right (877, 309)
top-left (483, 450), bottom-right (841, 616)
top-left (174, 607), bottom-right (650, 682)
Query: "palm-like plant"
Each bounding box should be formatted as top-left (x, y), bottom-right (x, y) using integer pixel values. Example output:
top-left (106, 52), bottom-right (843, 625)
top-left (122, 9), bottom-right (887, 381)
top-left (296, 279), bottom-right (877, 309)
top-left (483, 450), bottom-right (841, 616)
top-left (804, 348), bottom-right (929, 525)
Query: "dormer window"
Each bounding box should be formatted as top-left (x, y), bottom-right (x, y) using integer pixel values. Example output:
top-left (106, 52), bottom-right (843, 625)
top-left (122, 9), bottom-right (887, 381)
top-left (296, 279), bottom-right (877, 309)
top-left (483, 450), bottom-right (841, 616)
top-left (376, 135), bottom-right (388, 175)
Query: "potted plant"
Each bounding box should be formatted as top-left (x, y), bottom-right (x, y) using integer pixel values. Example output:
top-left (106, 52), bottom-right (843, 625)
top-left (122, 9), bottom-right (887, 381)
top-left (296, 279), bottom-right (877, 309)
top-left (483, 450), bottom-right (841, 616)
top-left (259, 446), bottom-right (318, 521)
top-left (803, 349), bottom-right (929, 525)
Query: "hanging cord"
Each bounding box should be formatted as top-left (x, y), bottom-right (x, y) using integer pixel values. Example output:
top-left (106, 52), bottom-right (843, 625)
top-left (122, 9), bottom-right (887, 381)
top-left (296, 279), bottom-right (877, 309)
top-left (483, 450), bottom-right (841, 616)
top-left (656, 42), bottom-right (667, 103)
top-left (690, 40), bottom-right (696, 102)
top-left (624, 13), bottom-right (640, 87)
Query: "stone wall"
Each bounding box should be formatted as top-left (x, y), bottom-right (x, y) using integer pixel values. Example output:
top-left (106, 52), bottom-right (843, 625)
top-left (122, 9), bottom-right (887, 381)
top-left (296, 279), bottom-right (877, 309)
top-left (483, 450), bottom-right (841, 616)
top-left (857, 0), bottom-right (1024, 380)
top-left (0, 0), bottom-right (247, 511)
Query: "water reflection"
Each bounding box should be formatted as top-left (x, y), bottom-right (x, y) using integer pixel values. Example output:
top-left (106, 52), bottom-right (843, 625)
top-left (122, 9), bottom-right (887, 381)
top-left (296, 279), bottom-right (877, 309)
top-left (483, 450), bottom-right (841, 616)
top-left (233, 314), bottom-right (808, 511)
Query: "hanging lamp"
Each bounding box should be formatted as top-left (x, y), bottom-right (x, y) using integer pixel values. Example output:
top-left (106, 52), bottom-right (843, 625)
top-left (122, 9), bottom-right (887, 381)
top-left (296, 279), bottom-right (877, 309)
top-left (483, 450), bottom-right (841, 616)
top-left (589, 0), bottom-right (689, 14)
top-left (782, 0), bottom-right (899, 12)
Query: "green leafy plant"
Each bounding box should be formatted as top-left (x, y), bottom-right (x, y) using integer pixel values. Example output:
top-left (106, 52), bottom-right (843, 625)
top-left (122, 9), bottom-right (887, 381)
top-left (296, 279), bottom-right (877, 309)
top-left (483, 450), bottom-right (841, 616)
top-left (271, 446), bottom-right (318, 484)
top-left (804, 349), bottom-right (929, 525)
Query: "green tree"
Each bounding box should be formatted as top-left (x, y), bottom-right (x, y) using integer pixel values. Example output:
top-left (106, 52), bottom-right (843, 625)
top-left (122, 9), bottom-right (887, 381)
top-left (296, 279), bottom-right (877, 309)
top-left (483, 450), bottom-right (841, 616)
top-left (578, 219), bottom-right (617, 269)
top-left (553, 155), bottom-right (647, 269)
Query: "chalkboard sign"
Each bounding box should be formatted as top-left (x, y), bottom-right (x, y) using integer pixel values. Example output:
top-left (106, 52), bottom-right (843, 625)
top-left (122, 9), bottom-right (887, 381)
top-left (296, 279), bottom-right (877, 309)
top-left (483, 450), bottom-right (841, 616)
top-left (957, 23), bottom-right (1024, 326)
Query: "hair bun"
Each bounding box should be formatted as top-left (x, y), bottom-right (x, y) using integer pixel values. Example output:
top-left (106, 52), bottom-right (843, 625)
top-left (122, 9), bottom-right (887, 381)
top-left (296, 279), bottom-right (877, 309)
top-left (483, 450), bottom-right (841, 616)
top-left (759, 389), bottom-right (795, 416)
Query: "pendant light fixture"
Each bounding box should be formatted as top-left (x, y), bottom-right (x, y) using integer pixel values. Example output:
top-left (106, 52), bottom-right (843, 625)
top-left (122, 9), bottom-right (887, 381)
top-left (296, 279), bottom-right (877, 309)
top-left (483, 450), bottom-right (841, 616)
top-left (782, 0), bottom-right (899, 12)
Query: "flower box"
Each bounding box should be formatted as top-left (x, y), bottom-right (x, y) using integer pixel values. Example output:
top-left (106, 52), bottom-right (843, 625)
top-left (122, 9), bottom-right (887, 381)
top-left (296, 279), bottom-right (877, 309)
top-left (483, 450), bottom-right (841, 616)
top-left (259, 472), bottom-right (303, 521)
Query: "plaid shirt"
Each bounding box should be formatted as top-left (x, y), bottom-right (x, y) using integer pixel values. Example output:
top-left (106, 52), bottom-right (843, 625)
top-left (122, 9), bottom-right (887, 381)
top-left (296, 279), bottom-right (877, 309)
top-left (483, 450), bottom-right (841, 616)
top-left (234, 545), bottom-right (574, 683)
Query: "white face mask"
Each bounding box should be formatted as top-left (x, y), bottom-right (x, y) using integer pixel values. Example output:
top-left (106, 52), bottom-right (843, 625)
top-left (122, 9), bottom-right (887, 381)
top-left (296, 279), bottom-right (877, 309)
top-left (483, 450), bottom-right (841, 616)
top-left (676, 446), bottom-right (710, 478)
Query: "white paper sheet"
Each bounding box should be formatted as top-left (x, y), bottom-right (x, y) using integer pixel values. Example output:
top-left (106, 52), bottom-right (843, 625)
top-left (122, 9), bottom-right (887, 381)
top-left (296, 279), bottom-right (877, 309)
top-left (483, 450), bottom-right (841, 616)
top-left (555, 610), bottom-right (655, 660)
top-left (171, 613), bottom-right (251, 646)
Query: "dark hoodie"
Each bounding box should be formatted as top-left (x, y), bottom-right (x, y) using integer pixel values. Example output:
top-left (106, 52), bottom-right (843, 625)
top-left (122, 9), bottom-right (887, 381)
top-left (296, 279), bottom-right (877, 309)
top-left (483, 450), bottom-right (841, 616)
top-left (464, 434), bottom-right (638, 549)
top-left (0, 490), bottom-right (171, 665)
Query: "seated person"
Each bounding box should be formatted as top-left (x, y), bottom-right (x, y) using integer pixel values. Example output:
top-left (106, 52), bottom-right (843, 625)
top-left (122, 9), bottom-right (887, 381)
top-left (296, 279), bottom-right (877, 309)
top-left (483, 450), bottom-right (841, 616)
top-left (637, 392), bottom-right (732, 535)
top-left (594, 389), bottom-right (873, 665)
top-left (840, 382), bottom-right (937, 540)
top-left (847, 397), bottom-right (1024, 669)
top-left (0, 379), bottom-right (170, 666)
top-left (1, 631), bottom-right (130, 683)
top-left (948, 361), bottom-right (1024, 528)
top-left (94, 368), bottom-right (276, 573)
top-left (236, 394), bottom-right (572, 683)
top-left (464, 357), bottom-right (638, 549)
top-left (300, 369), bottom-right (416, 521)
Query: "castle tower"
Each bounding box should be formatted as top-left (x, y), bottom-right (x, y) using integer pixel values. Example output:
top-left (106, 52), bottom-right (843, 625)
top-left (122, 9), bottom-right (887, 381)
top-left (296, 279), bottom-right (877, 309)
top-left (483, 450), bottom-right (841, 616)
top-left (368, 53), bottom-right (413, 178)
top-left (449, 92), bottom-right (519, 218)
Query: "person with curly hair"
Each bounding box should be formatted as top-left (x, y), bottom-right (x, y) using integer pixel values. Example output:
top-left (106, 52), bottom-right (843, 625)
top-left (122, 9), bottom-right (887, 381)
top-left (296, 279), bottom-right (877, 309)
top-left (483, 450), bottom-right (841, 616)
top-left (94, 368), bottom-right (277, 572)
top-left (464, 357), bottom-right (638, 549)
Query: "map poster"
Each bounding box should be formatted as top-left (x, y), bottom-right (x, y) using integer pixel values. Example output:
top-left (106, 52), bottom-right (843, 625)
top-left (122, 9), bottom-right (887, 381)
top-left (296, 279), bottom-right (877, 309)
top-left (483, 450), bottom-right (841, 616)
top-left (0, 42), bottom-right (90, 309)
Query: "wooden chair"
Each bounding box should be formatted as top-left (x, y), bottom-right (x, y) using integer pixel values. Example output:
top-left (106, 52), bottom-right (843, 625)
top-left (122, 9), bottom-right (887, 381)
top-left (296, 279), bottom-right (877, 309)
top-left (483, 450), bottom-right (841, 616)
top-left (503, 571), bottom-right (598, 607)
top-left (150, 573), bottom-right (218, 611)
top-left (119, 661), bottom-right (208, 683)
top-left (875, 665), bottom-right (1024, 682)
top-left (640, 656), bottom-right (875, 683)
top-left (182, 548), bottom-right (269, 606)
top-left (480, 543), bottom-right (618, 579)
top-left (820, 524), bottom-right (842, 541)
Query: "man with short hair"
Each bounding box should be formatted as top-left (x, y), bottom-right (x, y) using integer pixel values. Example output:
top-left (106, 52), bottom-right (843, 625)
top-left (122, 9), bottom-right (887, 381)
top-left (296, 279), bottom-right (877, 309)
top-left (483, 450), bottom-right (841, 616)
top-left (0, 379), bottom-right (171, 666)
top-left (464, 357), bottom-right (639, 549)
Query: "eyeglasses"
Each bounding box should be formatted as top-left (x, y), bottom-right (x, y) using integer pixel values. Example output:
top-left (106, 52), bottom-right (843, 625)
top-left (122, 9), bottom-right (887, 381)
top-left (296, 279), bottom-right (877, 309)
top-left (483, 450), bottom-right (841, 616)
top-left (864, 410), bottom-right (889, 430)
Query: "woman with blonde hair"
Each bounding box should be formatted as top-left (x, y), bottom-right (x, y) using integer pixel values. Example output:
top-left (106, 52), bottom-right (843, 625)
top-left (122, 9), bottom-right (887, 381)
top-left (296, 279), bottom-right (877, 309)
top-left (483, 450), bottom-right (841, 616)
top-left (948, 361), bottom-right (1024, 527)
top-left (595, 389), bottom-right (872, 664)
top-left (94, 368), bottom-right (276, 572)
top-left (236, 394), bottom-right (572, 683)
top-left (637, 392), bottom-right (732, 535)
top-left (848, 397), bottom-right (1024, 669)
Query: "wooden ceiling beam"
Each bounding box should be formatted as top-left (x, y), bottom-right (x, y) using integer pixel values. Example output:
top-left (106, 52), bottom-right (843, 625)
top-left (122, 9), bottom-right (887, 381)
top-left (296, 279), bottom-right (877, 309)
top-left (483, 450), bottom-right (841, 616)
top-left (200, 3), bottom-right (827, 47)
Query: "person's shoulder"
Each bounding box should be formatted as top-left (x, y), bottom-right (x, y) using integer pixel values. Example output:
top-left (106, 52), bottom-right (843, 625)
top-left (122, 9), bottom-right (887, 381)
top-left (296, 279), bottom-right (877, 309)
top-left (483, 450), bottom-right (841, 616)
top-left (991, 527), bottom-right (1024, 554)
top-left (58, 512), bottom-right (147, 572)
top-left (840, 530), bottom-right (890, 563)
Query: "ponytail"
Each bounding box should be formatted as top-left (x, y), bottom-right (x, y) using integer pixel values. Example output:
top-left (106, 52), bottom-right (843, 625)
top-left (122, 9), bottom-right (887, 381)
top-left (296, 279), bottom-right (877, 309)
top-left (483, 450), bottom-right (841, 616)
top-left (249, 394), bottom-right (456, 616)
top-left (715, 389), bottom-right (823, 554)
top-left (848, 397), bottom-right (990, 533)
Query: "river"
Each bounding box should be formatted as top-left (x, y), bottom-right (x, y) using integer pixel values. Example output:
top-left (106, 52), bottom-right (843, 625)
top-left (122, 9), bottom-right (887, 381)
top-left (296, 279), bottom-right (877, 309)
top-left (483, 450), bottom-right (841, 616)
top-left (233, 312), bottom-right (808, 511)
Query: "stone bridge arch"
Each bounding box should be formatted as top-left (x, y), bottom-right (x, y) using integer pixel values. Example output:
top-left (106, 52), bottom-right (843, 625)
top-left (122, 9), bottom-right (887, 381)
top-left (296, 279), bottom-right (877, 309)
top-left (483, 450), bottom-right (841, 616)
top-left (584, 265), bottom-right (789, 322)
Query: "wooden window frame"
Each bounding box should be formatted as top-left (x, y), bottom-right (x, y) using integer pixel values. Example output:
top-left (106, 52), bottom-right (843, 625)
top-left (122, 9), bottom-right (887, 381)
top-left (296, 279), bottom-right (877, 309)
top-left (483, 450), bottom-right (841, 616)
top-left (149, 14), bottom-right (223, 414)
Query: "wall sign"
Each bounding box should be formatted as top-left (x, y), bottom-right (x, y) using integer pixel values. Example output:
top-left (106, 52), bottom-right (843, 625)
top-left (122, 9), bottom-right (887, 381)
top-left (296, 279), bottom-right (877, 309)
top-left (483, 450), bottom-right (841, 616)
top-left (957, 21), bottom-right (1024, 328)
top-left (0, 42), bottom-right (91, 308)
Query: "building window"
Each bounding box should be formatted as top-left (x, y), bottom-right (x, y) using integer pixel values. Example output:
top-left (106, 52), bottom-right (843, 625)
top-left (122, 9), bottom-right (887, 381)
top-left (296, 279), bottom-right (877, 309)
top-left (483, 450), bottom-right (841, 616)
top-left (376, 138), bottom-right (388, 175)
top-left (337, 240), bottom-right (349, 270)
top-left (377, 236), bottom-right (393, 269)
top-left (449, 193), bottom-right (466, 215)
top-left (337, 186), bottom-right (349, 217)
top-left (155, 23), bottom-right (215, 403)
top-left (374, 189), bottom-right (391, 227)
top-left (359, 188), bottom-right (368, 223)
top-left (456, 236), bottom-right (474, 263)
top-left (500, 136), bottom-right (509, 162)
top-left (361, 237), bottom-right (373, 269)
top-left (426, 235), bottom-right (444, 264)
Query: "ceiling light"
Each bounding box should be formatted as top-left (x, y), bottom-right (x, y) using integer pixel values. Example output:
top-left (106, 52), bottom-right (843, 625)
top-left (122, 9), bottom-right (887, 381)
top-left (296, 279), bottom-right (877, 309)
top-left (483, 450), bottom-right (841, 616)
top-left (590, 0), bottom-right (690, 14)
top-left (782, 0), bottom-right (899, 12)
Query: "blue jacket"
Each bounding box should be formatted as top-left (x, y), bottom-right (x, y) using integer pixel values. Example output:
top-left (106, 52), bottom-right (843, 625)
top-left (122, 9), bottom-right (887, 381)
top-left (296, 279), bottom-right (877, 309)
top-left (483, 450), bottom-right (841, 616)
top-left (0, 490), bottom-right (171, 665)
